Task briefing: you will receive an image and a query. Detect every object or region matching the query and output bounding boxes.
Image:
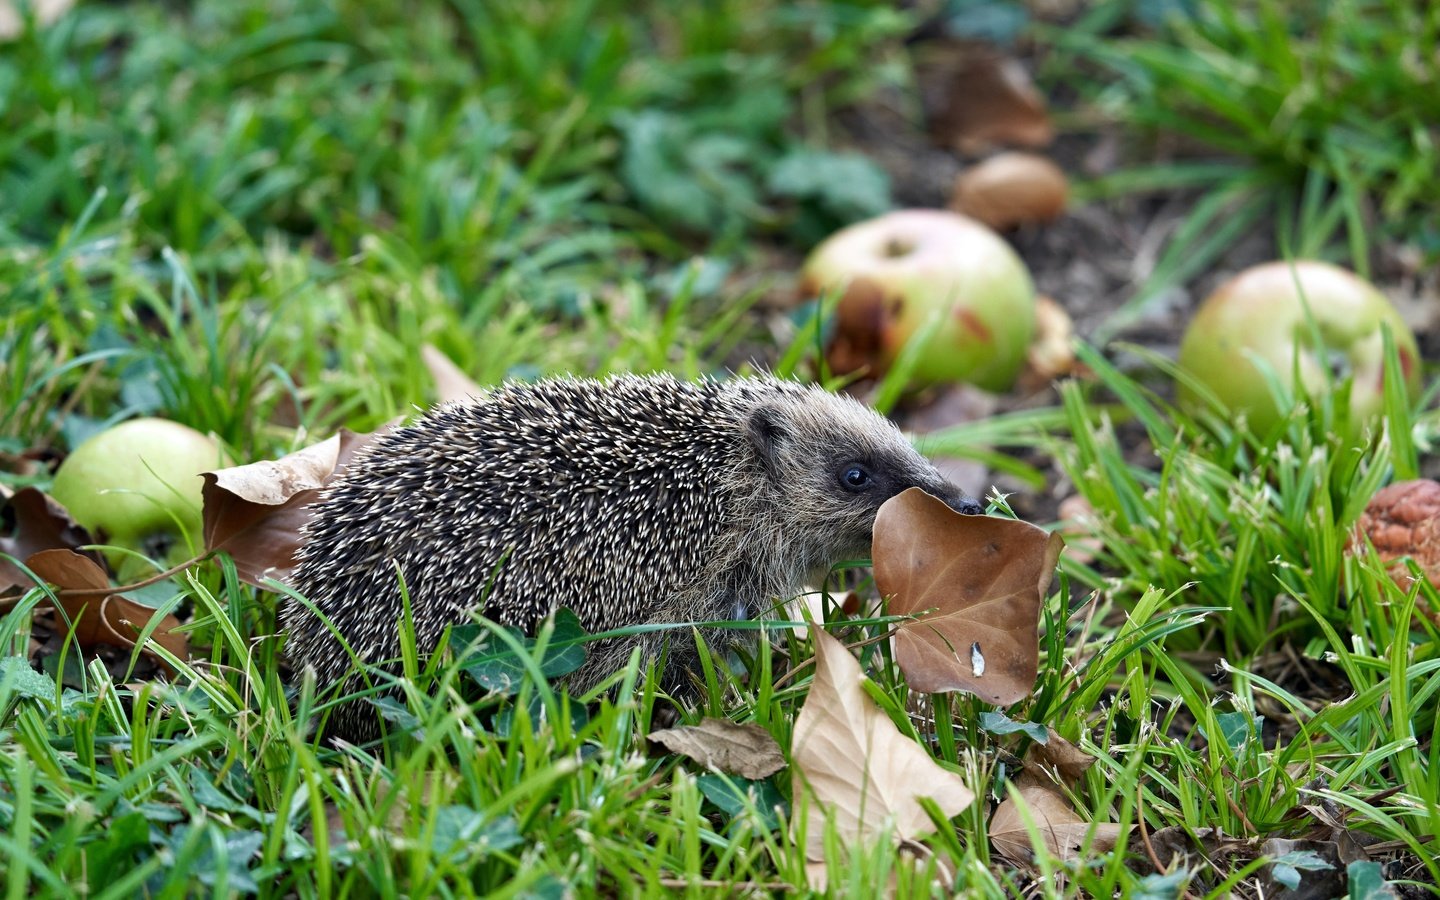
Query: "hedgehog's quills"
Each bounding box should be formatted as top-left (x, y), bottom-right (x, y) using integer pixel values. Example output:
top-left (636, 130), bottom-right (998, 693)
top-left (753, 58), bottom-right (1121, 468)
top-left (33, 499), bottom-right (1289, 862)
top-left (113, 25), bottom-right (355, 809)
top-left (281, 374), bottom-right (980, 741)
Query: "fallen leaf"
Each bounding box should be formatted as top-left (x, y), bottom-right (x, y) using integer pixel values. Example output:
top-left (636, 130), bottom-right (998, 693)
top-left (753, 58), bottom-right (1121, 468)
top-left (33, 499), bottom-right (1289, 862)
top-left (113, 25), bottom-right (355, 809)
top-left (1054, 494), bottom-right (1102, 567)
top-left (989, 772), bottom-right (1126, 864)
top-left (873, 488), bottom-right (1062, 703)
top-left (421, 344), bottom-right (485, 405)
top-left (1026, 727), bottom-right (1095, 784)
top-left (1147, 825), bottom-right (1255, 871)
top-left (200, 429), bottom-right (383, 586)
top-left (0, 488), bottom-right (105, 597)
top-left (919, 45), bottom-right (1053, 155)
top-left (792, 627), bottom-right (974, 889)
top-left (1259, 839), bottom-right (1344, 899)
top-left (647, 718), bottom-right (786, 780)
top-left (1020, 296), bottom-right (1077, 391)
top-left (950, 152), bottom-right (1068, 231)
top-left (25, 549), bottom-right (187, 672)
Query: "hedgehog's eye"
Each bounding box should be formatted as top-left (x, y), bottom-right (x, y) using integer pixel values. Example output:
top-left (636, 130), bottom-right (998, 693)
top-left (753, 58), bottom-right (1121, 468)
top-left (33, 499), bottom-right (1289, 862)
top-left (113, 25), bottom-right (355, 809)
top-left (840, 464), bottom-right (873, 491)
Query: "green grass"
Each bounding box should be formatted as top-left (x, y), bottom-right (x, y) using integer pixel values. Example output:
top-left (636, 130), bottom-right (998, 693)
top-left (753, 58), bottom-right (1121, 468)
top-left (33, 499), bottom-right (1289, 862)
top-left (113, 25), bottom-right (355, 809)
top-left (1045, 0), bottom-right (1440, 340)
top-left (2, 0), bottom-right (1439, 896)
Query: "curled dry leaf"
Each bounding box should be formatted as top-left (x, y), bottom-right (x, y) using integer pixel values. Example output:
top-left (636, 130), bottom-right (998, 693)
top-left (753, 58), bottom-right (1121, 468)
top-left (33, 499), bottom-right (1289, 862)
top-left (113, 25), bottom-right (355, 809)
top-left (1026, 727), bottom-right (1095, 785)
top-left (647, 718), bottom-right (786, 780)
top-left (25, 548), bottom-right (187, 673)
top-left (921, 47), bottom-right (1053, 155)
top-left (421, 344), bottom-right (485, 405)
top-left (950, 152), bottom-right (1068, 232)
top-left (989, 772), bottom-right (1127, 864)
top-left (0, 487), bottom-right (104, 597)
top-left (1054, 493), bottom-right (1102, 567)
top-left (1147, 825), bottom-right (1255, 871)
top-left (873, 488), bottom-right (1062, 703)
top-left (201, 429), bottom-right (383, 587)
top-left (1349, 479), bottom-right (1440, 626)
top-left (792, 627), bottom-right (974, 890)
top-left (1019, 296), bottom-right (1077, 391)
top-left (784, 587), bottom-right (862, 637)
top-left (1259, 837), bottom-right (1351, 899)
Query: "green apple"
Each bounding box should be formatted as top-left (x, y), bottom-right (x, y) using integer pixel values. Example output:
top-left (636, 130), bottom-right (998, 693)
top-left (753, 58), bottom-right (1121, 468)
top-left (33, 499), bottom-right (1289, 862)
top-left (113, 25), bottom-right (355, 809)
top-left (804, 209), bottom-right (1036, 391)
top-left (50, 418), bottom-right (228, 576)
top-left (1177, 260), bottom-right (1420, 435)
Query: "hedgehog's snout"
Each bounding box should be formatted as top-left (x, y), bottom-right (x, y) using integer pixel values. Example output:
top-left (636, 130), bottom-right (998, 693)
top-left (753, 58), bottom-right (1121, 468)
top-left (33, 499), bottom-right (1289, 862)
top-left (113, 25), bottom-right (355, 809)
top-left (949, 493), bottom-right (984, 516)
top-left (925, 479), bottom-right (983, 516)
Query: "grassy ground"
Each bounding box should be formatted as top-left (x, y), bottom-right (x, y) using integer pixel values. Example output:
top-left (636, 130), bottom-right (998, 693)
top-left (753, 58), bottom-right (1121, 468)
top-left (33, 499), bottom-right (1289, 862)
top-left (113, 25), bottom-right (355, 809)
top-left (1, 0), bottom-right (1437, 896)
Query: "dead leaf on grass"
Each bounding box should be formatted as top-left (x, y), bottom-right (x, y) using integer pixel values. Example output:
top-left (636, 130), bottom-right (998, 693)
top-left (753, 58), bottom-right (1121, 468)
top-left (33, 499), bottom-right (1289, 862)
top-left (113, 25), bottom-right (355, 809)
top-left (1055, 494), bottom-right (1103, 567)
top-left (1026, 727), bottom-right (1095, 784)
top-left (0, 487), bottom-right (104, 597)
top-left (873, 488), bottom-right (1062, 703)
top-left (920, 46), bottom-right (1053, 155)
top-left (200, 429), bottom-right (383, 587)
top-left (647, 718), bottom-right (786, 780)
top-left (792, 627), bottom-right (974, 890)
top-left (1147, 825), bottom-right (1255, 870)
top-left (989, 772), bottom-right (1127, 864)
top-left (1259, 837), bottom-right (1350, 899)
top-left (421, 344), bottom-right (485, 405)
top-left (1020, 296), bottom-right (1077, 392)
top-left (24, 548), bottom-right (187, 673)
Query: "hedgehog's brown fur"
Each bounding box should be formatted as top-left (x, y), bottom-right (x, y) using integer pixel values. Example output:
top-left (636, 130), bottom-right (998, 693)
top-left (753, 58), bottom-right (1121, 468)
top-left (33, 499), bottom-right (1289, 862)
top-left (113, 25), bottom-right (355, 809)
top-left (281, 374), bottom-right (978, 740)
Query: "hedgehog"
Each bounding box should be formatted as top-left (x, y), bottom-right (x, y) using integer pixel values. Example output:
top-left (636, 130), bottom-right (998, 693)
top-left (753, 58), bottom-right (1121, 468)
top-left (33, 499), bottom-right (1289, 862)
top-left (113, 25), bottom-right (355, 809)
top-left (281, 374), bottom-right (981, 740)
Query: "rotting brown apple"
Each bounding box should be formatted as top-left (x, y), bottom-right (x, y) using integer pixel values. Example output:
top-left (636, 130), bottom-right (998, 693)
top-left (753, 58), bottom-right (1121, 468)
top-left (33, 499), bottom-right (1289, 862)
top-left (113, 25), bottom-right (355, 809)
top-left (50, 418), bottom-right (228, 577)
top-left (1177, 261), bottom-right (1420, 435)
top-left (804, 209), bottom-right (1037, 391)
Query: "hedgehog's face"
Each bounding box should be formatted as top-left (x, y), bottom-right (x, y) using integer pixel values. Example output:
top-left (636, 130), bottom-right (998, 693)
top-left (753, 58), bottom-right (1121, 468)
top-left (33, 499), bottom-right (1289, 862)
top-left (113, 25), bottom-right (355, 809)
top-left (746, 390), bottom-right (982, 566)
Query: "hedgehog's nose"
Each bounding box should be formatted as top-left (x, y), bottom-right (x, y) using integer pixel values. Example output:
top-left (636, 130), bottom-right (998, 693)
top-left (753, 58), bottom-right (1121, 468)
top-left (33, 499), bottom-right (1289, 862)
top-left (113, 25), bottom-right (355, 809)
top-left (932, 483), bottom-right (983, 515)
top-left (949, 494), bottom-right (983, 516)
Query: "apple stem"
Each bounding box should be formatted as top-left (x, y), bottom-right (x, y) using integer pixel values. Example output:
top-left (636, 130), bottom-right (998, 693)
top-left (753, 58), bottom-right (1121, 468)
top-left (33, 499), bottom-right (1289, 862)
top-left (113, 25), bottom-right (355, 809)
top-left (59, 551), bottom-right (217, 598)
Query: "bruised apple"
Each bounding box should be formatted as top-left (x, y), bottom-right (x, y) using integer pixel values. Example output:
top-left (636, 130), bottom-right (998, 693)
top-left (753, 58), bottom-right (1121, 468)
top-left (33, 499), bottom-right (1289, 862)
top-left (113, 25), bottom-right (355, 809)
top-left (805, 210), bottom-right (1036, 391)
top-left (1177, 261), bottom-right (1420, 434)
top-left (50, 418), bottom-right (228, 575)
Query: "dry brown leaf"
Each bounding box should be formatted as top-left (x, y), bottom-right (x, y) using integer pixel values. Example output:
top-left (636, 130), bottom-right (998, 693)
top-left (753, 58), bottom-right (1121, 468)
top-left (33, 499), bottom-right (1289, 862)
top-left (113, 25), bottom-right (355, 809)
top-left (1147, 825), bottom-right (1255, 870)
top-left (792, 627), bottom-right (974, 889)
top-left (989, 772), bottom-right (1127, 864)
top-left (1026, 728), bottom-right (1095, 784)
top-left (421, 344), bottom-right (485, 405)
top-left (784, 588), bottom-right (863, 638)
top-left (873, 488), bottom-right (1062, 703)
top-left (1055, 494), bottom-right (1102, 567)
top-left (921, 46), bottom-right (1053, 155)
top-left (1, 487), bottom-right (104, 597)
top-left (200, 429), bottom-right (382, 587)
top-left (25, 548), bottom-right (187, 672)
top-left (950, 152), bottom-right (1068, 231)
top-left (1020, 296), bottom-right (1077, 391)
top-left (1259, 837), bottom-right (1352, 899)
top-left (647, 718), bottom-right (786, 780)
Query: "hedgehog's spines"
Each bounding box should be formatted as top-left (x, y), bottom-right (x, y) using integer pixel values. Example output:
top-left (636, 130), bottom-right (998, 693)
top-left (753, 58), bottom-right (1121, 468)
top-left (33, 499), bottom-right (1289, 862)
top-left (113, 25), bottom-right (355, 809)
top-left (281, 374), bottom-right (974, 741)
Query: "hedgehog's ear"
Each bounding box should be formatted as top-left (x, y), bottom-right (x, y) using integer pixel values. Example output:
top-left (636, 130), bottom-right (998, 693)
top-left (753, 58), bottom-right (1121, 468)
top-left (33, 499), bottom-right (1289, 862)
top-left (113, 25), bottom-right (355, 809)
top-left (746, 404), bottom-right (790, 476)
